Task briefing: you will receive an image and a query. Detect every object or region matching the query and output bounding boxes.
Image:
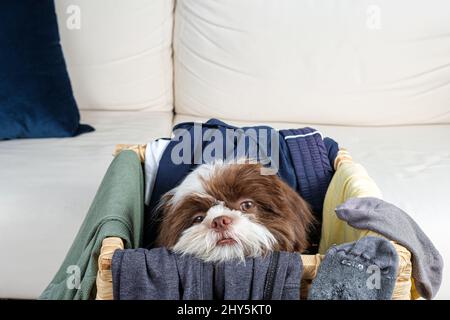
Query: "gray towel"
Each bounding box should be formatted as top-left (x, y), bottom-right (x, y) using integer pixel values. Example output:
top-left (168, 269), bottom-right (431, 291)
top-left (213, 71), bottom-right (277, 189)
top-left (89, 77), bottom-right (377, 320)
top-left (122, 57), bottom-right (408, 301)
top-left (112, 248), bottom-right (302, 300)
top-left (335, 197), bottom-right (443, 299)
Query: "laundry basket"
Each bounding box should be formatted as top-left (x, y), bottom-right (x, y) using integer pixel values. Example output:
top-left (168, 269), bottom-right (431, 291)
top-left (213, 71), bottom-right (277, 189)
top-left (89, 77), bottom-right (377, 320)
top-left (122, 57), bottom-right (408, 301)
top-left (95, 145), bottom-right (414, 300)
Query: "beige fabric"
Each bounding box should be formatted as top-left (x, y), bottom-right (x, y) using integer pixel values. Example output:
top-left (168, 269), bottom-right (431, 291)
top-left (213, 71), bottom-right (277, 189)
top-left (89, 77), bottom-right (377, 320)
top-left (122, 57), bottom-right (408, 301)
top-left (55, 0), bottom-right (174, 111)
top-left (174, 0), bottom-right (450, 125)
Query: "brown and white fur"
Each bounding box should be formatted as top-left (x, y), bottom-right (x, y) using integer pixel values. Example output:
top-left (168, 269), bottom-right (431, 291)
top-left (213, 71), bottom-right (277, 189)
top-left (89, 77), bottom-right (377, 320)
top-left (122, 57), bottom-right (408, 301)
top-left (156, 161), bottom-right (315, 263)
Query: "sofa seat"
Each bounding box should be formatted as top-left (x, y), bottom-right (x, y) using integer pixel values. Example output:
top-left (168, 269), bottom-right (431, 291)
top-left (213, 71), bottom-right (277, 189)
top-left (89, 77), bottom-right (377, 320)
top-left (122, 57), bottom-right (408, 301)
top-left (0, 110), bottom-right (173, 299)
top-left (174, 114), bottom-right (450, 299)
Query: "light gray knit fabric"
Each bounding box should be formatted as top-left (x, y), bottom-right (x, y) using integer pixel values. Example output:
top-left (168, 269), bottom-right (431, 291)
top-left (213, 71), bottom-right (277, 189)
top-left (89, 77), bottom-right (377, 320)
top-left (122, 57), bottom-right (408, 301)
top-left (335, 197), bottom-right (443, 299)
top-left (112, 248), bottom-right (302, 300)
top-left (308, 236), bottom-right (398, 300)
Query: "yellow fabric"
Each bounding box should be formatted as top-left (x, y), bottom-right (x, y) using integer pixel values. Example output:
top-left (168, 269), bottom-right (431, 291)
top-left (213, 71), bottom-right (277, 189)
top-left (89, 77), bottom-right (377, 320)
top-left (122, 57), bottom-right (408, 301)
top-left (319, 151), bottom-right (383, 254)
top-left (319, 149), bottom-right (418, 299)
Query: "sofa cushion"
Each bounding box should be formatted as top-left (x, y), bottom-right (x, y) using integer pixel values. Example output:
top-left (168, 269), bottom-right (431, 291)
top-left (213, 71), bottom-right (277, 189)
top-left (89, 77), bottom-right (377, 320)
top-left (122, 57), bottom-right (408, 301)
top-left (174, 114), bottom-right (450, 299)
top-left (0, 0), bottom-right (93, 139)
top-left (174, 0), bottom-right (450, 125)
top-left (55, 0), bottom-right (174, 112)
top-left (0, 110), bottom-right (172, 299)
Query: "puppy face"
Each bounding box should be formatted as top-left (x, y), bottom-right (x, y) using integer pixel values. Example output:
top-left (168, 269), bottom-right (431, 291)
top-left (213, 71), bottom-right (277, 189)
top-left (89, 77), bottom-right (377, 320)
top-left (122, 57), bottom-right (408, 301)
top-left (156, 161), bottom-right (315, 263)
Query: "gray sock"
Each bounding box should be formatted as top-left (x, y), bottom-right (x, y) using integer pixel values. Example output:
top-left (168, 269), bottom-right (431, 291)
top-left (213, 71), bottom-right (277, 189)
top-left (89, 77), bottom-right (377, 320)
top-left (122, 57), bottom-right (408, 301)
top-left (308, 236), bottom-right (399, 300)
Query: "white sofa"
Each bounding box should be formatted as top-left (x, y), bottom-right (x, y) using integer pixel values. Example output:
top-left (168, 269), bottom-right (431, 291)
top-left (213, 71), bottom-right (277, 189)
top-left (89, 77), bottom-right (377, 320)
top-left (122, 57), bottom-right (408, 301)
top-left (0, 0), bottom-right (449, 299)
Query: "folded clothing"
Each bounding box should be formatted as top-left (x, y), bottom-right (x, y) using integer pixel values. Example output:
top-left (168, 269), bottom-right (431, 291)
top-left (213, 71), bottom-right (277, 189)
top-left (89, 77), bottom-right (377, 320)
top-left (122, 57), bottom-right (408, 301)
top-left (336, 197), bottom-right (443, 300)
top-left (112, 248), bottom-right (302, 300)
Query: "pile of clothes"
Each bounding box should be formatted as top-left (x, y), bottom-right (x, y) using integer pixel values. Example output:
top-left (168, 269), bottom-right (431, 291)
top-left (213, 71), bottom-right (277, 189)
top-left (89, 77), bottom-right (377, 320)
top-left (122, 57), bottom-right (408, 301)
top-left (39, 119), bottom-right (443, 300)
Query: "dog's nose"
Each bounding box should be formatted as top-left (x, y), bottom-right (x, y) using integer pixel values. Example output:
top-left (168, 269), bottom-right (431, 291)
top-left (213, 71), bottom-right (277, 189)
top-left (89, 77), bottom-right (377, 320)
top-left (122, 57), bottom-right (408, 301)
top-left (211, 215), bottom-right (232, 231)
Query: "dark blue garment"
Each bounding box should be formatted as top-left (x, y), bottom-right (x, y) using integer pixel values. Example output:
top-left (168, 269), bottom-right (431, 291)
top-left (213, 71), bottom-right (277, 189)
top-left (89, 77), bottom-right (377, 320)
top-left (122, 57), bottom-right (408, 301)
top-left (0, 0), bottom-right (93, 139)
top-left (279, 129), bottom-right (337, 246)
top-left (144, 119), bottom-right (296, 246)
top-left (324, 137), bottom-right (339, 169)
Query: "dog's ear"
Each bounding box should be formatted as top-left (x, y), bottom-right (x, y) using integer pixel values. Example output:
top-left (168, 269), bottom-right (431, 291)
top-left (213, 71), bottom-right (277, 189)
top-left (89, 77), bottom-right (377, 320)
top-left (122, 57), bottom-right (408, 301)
top-left (155, 192), bottom-right (178, 248)
top-left (281, 180), bottom-right (315, 251)
top-left (260, 176), bottom-right (315, 252)
top-left (235, 163), bottom-right (316, 253)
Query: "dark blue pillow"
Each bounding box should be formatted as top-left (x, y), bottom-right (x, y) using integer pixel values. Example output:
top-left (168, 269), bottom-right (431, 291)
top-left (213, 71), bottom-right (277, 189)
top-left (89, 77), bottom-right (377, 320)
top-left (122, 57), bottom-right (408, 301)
top-left (0, 0), bottom-right (93, 139)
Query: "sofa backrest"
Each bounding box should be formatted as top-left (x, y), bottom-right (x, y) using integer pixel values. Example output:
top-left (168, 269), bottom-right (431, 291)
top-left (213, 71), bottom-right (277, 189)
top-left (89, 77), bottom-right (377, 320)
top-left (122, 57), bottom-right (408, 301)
top-left (173, 0), bottom-right (450, 126)
top-left (55, 0), bottom-right (174, 112)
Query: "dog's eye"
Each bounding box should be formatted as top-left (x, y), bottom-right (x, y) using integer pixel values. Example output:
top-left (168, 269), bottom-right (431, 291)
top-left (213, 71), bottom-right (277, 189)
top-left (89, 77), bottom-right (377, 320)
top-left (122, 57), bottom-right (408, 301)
top-left (192, 215), bottom-right (204, 224)
top-left (240, 200), bottom-right (255, 212)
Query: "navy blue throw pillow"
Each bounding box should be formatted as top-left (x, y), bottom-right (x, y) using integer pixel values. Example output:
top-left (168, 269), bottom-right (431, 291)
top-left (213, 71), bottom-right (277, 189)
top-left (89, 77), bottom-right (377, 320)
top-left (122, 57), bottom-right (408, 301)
top-left (0, 0), bottom-right (93, 140)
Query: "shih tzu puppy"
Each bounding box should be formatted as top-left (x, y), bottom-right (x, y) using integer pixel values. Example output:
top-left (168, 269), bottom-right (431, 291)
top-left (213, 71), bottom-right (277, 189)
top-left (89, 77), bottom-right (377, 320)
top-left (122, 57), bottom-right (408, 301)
top-left (156, 161), bottom-right (315, 263)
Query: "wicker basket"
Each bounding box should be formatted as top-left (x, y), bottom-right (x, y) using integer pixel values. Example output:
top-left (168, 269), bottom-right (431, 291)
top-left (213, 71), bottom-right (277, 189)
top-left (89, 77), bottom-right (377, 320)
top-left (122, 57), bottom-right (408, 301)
top-left (95, 144), bottom-right (414, 300)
